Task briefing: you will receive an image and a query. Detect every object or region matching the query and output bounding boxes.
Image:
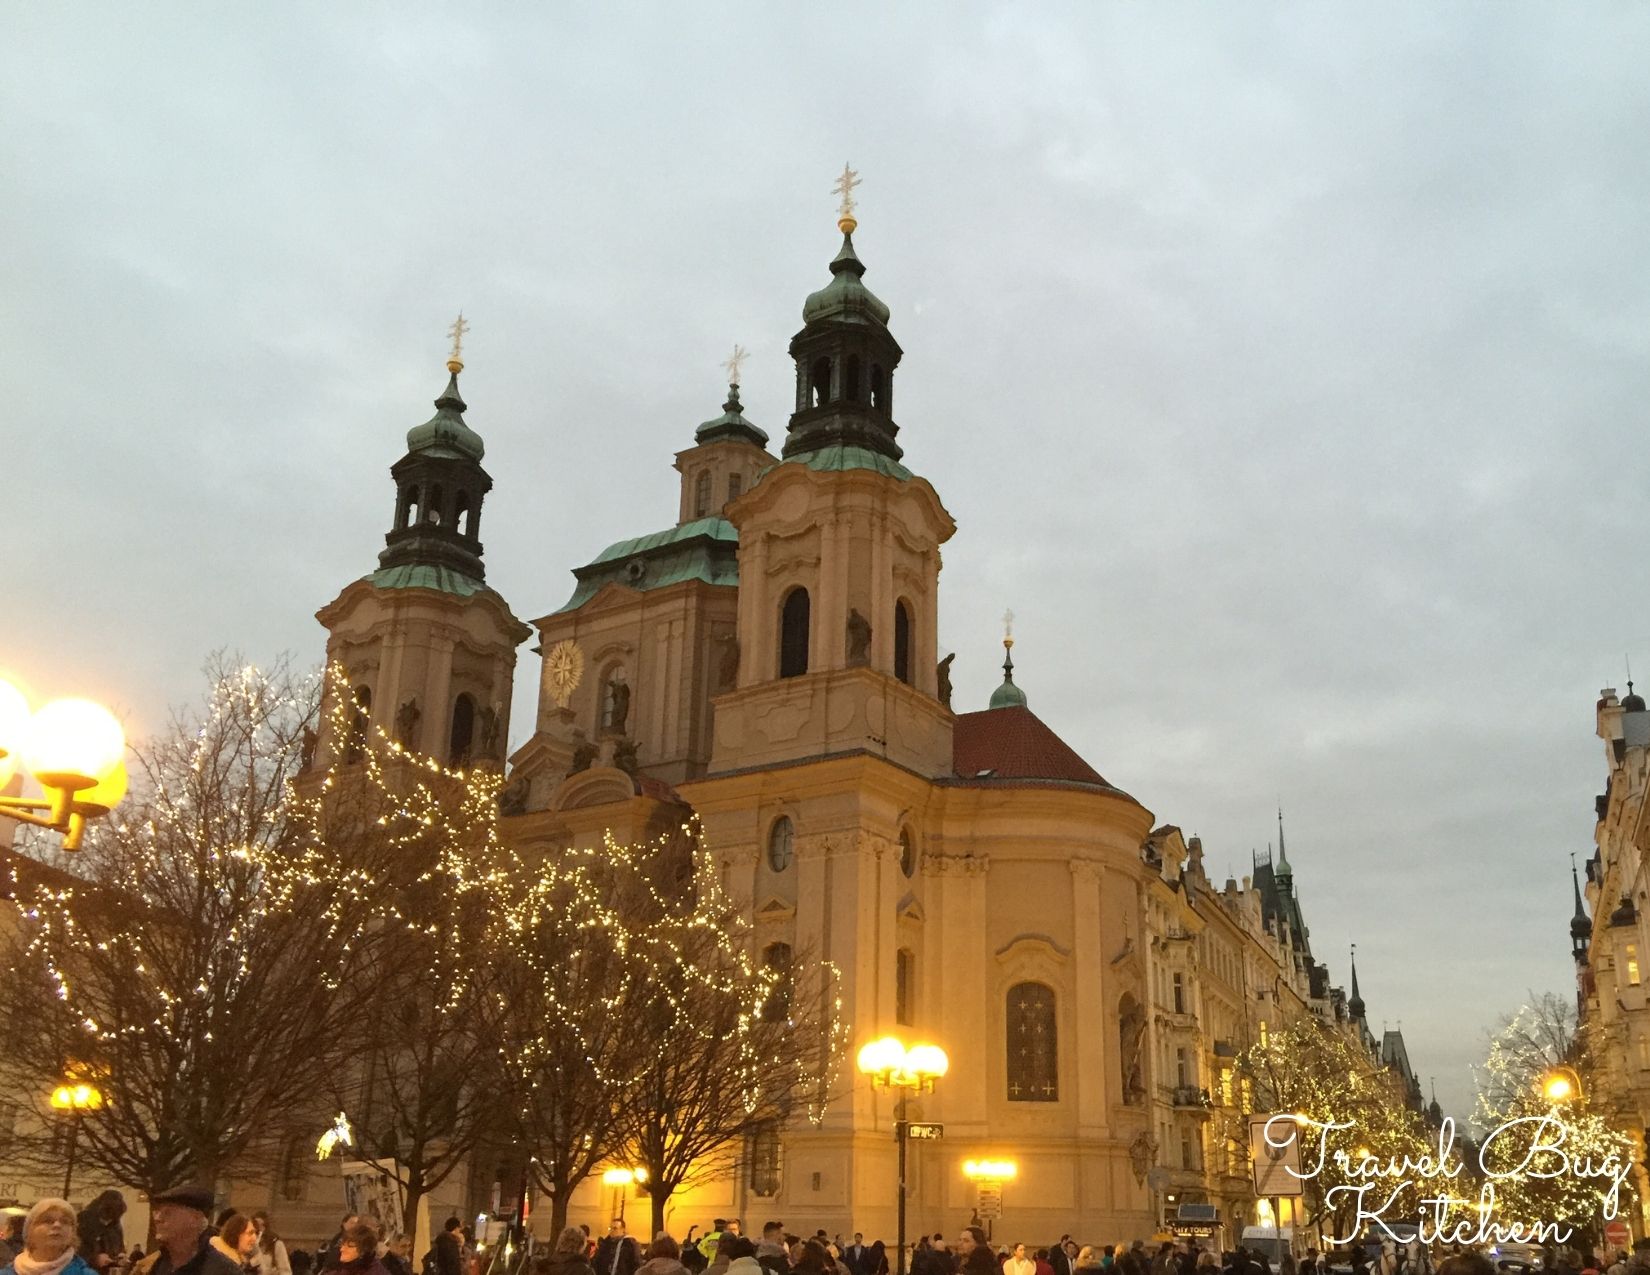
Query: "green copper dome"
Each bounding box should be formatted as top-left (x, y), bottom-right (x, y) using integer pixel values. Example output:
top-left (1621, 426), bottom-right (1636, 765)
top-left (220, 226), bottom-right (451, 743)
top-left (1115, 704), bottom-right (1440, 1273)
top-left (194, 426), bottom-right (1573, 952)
top-left (405, 372), bottom-right (484, 462)
top-left (695, 382), bottom-right (770, 446)
top-left (989, 644), bottom-right (1027, 709)
top-left (802, 232), bottom-right (891, 327)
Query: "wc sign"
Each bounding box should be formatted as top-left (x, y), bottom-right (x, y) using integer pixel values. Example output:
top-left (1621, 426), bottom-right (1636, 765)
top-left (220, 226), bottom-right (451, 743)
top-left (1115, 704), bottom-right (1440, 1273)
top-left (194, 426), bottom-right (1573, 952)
top-left (1249, 1114), bottom-right (1305, 1198)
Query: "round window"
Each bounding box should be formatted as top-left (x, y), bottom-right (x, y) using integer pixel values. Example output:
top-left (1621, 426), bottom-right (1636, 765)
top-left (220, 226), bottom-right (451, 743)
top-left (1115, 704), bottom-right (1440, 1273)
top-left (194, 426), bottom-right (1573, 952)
top-left (767, 816), bottom-right (795, 871)
top-left (900, 828), bottom-right (917, 878)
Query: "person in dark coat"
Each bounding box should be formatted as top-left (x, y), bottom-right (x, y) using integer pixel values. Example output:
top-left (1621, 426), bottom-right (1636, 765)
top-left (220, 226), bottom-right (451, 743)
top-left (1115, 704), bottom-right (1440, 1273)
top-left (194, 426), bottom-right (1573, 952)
top-left (593, 1224), bottom-right (641, 1275)
top-left (316, 1221), bottom-right (360, 1275)
top-left (78, 1192), bottom-right (127, 1275)
top-left (320, 1223), bottom-right (388, 1275)
top-left (539, 1230), bottom-right (597, 1275)
top-left (147, 1186), bottom-right (242, 1275)
top-left (432, 1221), bottom-right (464, 1275)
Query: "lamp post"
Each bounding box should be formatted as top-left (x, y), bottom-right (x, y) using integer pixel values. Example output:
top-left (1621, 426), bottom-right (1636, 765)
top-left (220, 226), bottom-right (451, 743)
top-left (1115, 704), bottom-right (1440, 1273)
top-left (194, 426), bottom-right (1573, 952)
top-left (601, 1167), bottom-right (646, 1226)
top-left (0, 679), bottom-right (128, 850)
top-left (1541, 1065), bottom-right (1584, 1105)
top-left (50, 1078), bottom-right (104, 1197)
top-left (857, 1035), bottom-right (948, 1275)
top-left (961, 1159), bottom-right (1016, 1243)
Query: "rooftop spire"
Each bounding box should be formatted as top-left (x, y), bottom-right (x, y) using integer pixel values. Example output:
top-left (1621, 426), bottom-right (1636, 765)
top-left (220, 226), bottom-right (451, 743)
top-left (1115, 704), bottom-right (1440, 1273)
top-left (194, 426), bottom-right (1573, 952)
top-left (1571, 852), bottom-right (1593, 950)
top-left (694, 347), bottom-right (769, 447)
top-left (1348, 942), bottom-right (1366, 1020)
top-left (1276, 805), bottom-right (1292, 878)
top-left (989, 608), bottom-right (1027, 709)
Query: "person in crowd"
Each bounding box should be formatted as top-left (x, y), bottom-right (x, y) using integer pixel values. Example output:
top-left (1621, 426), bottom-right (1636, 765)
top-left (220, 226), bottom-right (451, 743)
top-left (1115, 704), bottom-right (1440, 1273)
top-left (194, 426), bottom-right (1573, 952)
top-left (754, 1225), bottom-right (787, 1275)
top-left (867, 1243), bottom-right (889, 1275)
top-left (316, 1221), bottom-right (359, 1275)
top-left (250, 1216), bottom-right (289, 1275)
top-left (1433, 1257), bottom-right (1493, 1275)
top-left (679, 1231), bottom-right (706, 1275)
top-left (723, 1241), bottom-right (762, 1275)
top-left (1073, 1250), bottom-right (1100, 1275)
top-left (955, 1230), bottom-right (996, 1275)
top-left (432, 1219), bottom-right (464, 1275)
top-left (289, 1255), bottom-right (313, 1275)
top-left (1005, 1247), bottom-right (1035, 1275)
top-left (0, 1216), bottom-right (27, 1269)
top-left (1033, 1250), bottom-right (1054, 1275)
top-left (593, 1222), bottom-right (641, 1275)
top-left (78, 1193), bottom-right (126, 1275)
top-left (700, 1227), bottom-right (729, 1273)
top-left (636, 1236), bottom-right (687, 1275)
top-left (1049, 1242), bottom-right (1073, 1275)
top-left (322, 1223), bottom-right (387, 1275)
top-left (211, 1215), bottom-right (256, 1275)
top-left (146, 1186), bottom-right (240, 1275)
top-left (843, 1239), bottom-right (867, 1275)
top-left (540, 1228), bottom-right (596, 1275)
top-left (2, 1199), bottom-right (95, 1275)
top-left (377, 1238), bottom-right (410, 1275)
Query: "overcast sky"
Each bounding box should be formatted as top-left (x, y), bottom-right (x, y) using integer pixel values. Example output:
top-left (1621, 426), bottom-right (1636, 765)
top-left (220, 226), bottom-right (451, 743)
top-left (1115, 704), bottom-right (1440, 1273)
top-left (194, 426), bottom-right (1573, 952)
top-left (6, 4), bottom-right (1648, 1124)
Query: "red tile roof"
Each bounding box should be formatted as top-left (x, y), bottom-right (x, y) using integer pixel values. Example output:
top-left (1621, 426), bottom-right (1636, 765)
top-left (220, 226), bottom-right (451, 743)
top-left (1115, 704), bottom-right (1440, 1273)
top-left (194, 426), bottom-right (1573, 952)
top-left (950, 705), bottom-right (1115, 789)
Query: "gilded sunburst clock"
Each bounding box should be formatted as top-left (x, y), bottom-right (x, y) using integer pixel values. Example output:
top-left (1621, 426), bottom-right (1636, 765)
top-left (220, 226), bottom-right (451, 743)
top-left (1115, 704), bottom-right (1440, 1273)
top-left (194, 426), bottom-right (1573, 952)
top-left (546, 639), bottom-right (584, 708)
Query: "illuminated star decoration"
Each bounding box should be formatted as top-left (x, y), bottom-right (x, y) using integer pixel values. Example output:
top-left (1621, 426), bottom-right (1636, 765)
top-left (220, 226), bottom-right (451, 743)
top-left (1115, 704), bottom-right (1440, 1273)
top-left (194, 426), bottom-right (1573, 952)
top-left (316, 1110), bottom-right (354, 1160)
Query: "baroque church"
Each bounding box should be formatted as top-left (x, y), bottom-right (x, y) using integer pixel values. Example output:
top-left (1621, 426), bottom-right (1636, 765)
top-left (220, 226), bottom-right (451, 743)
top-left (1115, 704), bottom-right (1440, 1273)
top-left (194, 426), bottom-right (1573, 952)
top-left (310, 188), bottom-right (1414, 1246)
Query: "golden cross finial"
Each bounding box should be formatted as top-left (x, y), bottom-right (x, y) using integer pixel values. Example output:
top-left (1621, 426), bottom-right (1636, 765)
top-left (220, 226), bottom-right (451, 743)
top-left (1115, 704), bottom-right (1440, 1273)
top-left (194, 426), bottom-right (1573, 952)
top-left (447, 312), bottom-right (469, 374)
top-left (832, 162), bottom-right (861, 233)
top-left (723, 343), bottom-right (748, 387)
top-left (1002, 608), bottom-right (1015, 650)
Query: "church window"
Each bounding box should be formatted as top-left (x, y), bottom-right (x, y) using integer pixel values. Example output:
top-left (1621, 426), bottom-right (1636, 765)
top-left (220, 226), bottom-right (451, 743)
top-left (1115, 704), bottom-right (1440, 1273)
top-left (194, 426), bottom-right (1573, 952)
top-left (728, 472), bottom-right (742, 502)
top-left (760, 942), bottom-right (793, 1021)
top-left (455, 492), bottom-right (473, 537)
top-left (749, 1120), bottom-right (781, 1196)
top-left (345, 685), bottom-right (372, 763)
top-left (694, 471), bottom-right (712, 518)
top-left (810, 357), bottom-right (831, 407)
top-left (1006, 981), bottom-right (1058, 1102)
top-left (896, 948), bottom-right (915, 1026)
top-left (894, 600), bottom-right (912, 684)
top-left (870, 365), bottom-right (887, 412)
top-left (1629, 943), bottom-right (1642, 986)
top-left (779, 588), bottom-right (810, 678)
top-left (767, 816), bottom-right (795, 872)
top-left (844, 354), bottom-right (862, 401)
top-left (899, 827), bottom-right (917, 879)
top-left (398, 485), bottom-right (417, 530)
top-left (449, 693), bottom-right (476, 766)
top-left (600, 666), bottom-right (631, 734)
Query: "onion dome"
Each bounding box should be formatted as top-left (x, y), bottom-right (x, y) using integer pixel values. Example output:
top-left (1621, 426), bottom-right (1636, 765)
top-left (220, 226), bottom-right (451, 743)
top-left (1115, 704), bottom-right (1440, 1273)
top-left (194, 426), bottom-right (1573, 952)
top-left (695, 381), bottom-right (769, 447)
top-left (802, 231), bottom-right (892, 327)
top-left (405, 371), bottom-right (485, 462)
top-left (1624, 679), bottom-right (1646, 712)
top-left (989, 634), bottom-right (1027, 709)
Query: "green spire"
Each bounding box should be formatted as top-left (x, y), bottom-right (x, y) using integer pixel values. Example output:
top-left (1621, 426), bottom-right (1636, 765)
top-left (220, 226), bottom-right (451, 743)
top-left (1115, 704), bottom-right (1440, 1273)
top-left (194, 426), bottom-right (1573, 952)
top-left (988, 626), bottom-right (1027, 710)
top-left (1275, 806), bottom-right (1292, 879)
top-left (695, 380), bottom-right (769, 447)
top-left (405, 370), bottom-right (485, 462)
top-left (802, 230), bottom-right (892, 327)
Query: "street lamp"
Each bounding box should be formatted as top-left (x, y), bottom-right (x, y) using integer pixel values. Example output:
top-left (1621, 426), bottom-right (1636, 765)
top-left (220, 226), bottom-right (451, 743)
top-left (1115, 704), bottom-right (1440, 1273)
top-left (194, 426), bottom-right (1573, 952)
top-left (857, 1035), bottom-right (948, 1275)
top-left (50, 1077), bottom-right (104, 1197)
top-left (1541, 1066), bottom-right (1583, 1105)
top-left (601, 1167), bottom-right (647, 1225)
top-left (0, 679), bottom-right (127, 850)
top-left (961, 1160), bottom-right (1016, 1242)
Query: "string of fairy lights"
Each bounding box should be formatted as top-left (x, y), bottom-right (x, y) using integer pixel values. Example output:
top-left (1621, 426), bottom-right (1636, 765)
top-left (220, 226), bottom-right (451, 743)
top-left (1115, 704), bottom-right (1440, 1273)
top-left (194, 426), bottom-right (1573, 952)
top-left (5, 659), bottom-right (845, 1194)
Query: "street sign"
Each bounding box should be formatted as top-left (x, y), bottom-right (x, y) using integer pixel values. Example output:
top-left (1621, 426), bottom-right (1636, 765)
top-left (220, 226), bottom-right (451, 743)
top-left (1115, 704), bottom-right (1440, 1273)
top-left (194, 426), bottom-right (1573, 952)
top-left (1604, 1220), bottom-right (1631, 1250)
top-left (906, 1122), bottom-right (944, 1140)
top-left (1249, 1114), bottom-right (1305, 1198)
top-left (976, 1183), bottom-right (1002, 1219)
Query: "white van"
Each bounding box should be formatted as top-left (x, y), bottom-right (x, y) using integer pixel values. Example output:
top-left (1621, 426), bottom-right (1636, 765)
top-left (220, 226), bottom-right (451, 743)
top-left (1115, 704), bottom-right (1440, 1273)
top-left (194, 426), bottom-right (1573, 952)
top-left (1240, 1227), bottom-right (1300, 1265)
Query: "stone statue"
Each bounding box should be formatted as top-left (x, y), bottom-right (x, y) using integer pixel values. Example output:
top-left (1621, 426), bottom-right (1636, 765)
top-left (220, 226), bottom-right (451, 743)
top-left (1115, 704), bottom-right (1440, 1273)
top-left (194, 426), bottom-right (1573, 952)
top-left (299, 725), bottom-right (318, 771)
top-left (1128, 1132), bottom-right (1157, 1185)
top-left (1119, 995), bottom-right (1147, 1105)
top-left (936, 653), bottom-right (955, 709)
top-left (717, 635), bottom-right (739, 689)
top-left (497, 772), bottom-right (529, 817)
top-left (612, 737), bottom-right (640, 776)
top-left (477, 704), bottom-right (501, 758)
top-left (846, 609), bottom-right (872, 666)
top-left (606, 674), bottom-right (631, 734)
top-left (569, 732), bottom-right (598, 775)
top-left (395, 697), bottom-right (421, 747)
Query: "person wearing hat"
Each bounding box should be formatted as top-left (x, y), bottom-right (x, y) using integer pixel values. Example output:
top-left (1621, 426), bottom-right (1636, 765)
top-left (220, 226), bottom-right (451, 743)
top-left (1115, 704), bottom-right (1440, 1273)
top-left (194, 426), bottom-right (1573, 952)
top-left (146, 1188), bottom-right (239, 1275)
top-left (1, 1199), bottom-right (95, 1275)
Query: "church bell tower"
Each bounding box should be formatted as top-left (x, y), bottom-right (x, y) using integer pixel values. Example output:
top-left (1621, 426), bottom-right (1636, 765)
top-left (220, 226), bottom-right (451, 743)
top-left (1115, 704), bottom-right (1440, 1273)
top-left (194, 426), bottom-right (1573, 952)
top-left (313, 320), bottom-right (530, 772)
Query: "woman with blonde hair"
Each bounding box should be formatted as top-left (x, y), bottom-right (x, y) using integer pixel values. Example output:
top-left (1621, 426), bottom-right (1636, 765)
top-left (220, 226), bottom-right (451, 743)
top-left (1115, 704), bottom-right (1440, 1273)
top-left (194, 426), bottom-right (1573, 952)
top-left (0, 1200), bottom-right (94, 1275)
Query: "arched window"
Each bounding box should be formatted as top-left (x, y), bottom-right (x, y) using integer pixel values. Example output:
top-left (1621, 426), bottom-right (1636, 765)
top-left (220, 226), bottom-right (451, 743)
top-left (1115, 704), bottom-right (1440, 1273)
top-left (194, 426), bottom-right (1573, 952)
top-left (695, 471), bottom-right (712, 518)
top-left (345, 685), bottom-right (372, 763)
top-left (449, 693), bottom-right (476, 765)
top-left (1007, 981), bottom-right (1058, 1102)
top-left (600, 666), bottom-right (631, 734)
top-left (896, 948), bottom-right (915, 1026)
top-left (727, 472), bottom-right (742, 502)
top-left (455, 492), bottom-right (472, 537)
top-left (899, 827), bottom-right (917, 879)
top-left (810, 358), bottom-right (831, 407)
top-left (779, 588), bottom-right (810, 678)
top-left (894, 600), bottom-right (912, 684)
top-left (871, 365), bottom-right (887, 412)
top-left (844, 354), bottom-right (862, 401)
top-left (761, 942), bottom-right (793, 1022)
top-left (398, 485), bottom-right (416, 530)
top-left (426, 484), bottom-right (445, 526)
top-left (767, 816), bottom-right (795, 871)
top-left (749, 1120), bottom-right (781, 1196)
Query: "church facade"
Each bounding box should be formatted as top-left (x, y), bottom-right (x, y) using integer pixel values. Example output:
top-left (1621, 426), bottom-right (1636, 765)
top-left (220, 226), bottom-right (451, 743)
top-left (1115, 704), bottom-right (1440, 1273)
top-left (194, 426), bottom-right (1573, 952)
top-left (308, 199), bottom-right (1421, 1247)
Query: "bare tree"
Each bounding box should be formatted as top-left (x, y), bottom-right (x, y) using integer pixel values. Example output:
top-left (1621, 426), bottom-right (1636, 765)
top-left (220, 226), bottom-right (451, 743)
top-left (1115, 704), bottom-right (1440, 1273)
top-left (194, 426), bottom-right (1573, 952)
top-left (0, 656), bottom-right (375, 1196)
